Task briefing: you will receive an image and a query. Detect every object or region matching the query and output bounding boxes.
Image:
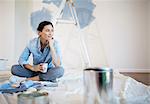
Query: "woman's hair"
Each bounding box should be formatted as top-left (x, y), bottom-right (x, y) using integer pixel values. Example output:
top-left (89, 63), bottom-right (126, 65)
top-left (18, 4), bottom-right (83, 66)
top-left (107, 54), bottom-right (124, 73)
top-left (37, 21), bottom-right (53, 32)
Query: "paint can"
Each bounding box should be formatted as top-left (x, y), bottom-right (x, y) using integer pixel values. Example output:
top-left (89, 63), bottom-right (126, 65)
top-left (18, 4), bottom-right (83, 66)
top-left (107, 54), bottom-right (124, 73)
top-left (18, 91), bottom-right (49, 104)
top-left (84, 67), bottom-right (113, 104)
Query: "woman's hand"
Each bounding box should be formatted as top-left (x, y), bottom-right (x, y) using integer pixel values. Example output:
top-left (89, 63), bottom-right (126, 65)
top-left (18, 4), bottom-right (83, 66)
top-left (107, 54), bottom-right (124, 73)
top-left (32, 64), bottom-right (44, 72)
top-left (48, 37), bottom-right (54, 48)
top-left (47, 37), bottom-right (61, 67)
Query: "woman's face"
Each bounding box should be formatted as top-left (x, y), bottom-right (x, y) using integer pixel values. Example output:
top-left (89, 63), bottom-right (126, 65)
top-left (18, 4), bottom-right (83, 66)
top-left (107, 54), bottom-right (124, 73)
top-left (39, 24), bottom-right (54, 41)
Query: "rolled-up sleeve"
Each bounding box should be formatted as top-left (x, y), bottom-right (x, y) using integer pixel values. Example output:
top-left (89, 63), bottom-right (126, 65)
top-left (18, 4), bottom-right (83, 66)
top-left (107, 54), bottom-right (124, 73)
top-left (18, 45), bottom-right (31, 67)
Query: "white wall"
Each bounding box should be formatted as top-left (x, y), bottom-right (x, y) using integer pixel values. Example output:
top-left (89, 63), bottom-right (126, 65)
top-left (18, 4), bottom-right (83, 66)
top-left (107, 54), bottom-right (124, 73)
top-left (14, 0), bottom-right (33, 64)
top-left (0, 0), bottom-right (33, 68)
top-left (94, 0), bottom-right (149, 69)
top-left (0, 0), bottom-right (15, 68)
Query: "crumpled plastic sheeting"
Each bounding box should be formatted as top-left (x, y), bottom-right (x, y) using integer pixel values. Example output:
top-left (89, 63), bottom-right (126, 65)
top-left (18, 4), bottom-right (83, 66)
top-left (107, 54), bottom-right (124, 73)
top-left (45, 70), bottom-right (84, 104)
top-left (0, 93), bottom-right (17, 104)
top-left (0, 70), bottom-right (149, 104)
top-left (122, 77), bottom-right (150, 104)
top-left (44, 70), bottom-right (150, 104)
top-left (113, 71), bottom-right (150, 104)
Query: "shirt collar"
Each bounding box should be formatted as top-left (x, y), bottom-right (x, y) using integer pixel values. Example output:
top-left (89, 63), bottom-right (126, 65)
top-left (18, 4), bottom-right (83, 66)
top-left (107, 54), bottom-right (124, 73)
top-left (37, 37), bottom-right (49, 50)
top-left (37, 37), bottom-right (41, 50)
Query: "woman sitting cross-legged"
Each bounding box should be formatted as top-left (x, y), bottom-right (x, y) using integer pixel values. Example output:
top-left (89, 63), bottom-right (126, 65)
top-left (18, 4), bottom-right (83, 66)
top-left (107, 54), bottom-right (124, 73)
top-left (10, 21), bottom-right (64, 85)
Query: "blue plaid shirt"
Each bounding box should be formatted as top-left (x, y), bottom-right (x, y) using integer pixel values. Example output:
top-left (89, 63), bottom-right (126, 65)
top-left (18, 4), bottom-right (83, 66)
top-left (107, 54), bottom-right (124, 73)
top-left (18, 37), bottom-right (62, 68)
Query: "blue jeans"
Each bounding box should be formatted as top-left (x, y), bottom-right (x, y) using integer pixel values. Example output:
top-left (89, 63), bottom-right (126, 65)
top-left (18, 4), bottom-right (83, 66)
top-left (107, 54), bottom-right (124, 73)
top-left (11, 65), bottom-right (64, 81)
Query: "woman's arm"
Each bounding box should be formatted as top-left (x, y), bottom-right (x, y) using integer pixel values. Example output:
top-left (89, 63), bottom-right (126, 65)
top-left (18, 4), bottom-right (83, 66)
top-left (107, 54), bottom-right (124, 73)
top-left (24, 64), bottom-right (34, 71)
top-left (24, 64), bottom-right (42, 72)
top-left (19, 44), bottom-right (42, 72)
top-left (49, 39), bottom-right (61, 67)
top-left (50, 46), bottom-right (61, 67)
top-left (18, 47), bottom-right (31, 67)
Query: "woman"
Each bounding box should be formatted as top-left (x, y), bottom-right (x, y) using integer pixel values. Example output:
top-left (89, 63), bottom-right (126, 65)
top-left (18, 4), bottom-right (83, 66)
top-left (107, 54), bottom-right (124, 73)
top-left (11, 21), bottom-right (64, 83)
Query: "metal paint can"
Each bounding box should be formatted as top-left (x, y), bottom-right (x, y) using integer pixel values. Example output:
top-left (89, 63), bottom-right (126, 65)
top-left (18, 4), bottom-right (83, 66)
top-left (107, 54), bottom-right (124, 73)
top-left (84, 67), bottom-right (113, 104)
top-left (18, 91), bottom-right (49, 104)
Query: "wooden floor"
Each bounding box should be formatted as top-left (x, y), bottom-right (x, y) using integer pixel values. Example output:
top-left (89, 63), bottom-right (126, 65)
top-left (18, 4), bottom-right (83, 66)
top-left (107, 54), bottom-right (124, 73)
top-left (120, 72), bottom-right (150, 85)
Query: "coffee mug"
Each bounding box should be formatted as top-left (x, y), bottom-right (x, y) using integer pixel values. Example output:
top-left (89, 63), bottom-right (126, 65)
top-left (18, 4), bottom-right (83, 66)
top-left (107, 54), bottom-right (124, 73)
top-left (41, 63), bottom-right (48, 73)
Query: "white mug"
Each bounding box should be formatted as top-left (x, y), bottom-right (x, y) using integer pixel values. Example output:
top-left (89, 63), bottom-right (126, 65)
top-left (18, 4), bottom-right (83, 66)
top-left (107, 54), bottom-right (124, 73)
top-left (41, 63), bottom-right (48, 73)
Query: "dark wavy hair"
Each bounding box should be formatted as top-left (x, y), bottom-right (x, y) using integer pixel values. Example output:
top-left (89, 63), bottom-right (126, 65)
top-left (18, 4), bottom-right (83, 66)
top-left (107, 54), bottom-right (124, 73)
top-left (37, 21), bottom-right (53, 32)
